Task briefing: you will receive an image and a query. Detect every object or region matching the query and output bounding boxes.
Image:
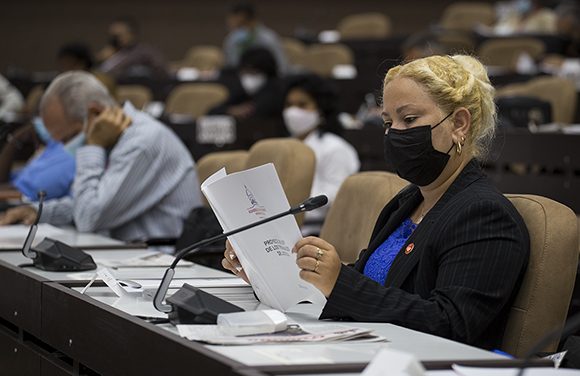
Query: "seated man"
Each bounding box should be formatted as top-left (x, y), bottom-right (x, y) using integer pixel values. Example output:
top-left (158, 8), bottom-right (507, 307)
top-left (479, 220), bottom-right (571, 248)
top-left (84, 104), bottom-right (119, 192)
top-left (97, 17), bottom-right (168, 79)
top-left (0, 71), bottom-right (201, 242)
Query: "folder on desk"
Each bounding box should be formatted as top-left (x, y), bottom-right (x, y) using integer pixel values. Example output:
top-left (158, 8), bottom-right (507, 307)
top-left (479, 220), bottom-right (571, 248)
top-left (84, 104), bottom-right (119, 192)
top-left (201, 164), bottom-right (322, 312)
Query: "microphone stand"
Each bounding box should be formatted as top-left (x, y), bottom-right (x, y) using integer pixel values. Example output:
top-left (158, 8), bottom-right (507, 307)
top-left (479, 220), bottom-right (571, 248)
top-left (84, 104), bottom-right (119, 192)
top-left (153, 195), bottom-right (328, 322)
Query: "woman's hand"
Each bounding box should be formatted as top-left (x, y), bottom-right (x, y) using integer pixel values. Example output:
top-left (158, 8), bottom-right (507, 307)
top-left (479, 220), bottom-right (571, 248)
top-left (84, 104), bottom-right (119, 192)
top-left (221, 240), bottom-right (250, 284)
top-left (293, 236), bottom-right (342, 298)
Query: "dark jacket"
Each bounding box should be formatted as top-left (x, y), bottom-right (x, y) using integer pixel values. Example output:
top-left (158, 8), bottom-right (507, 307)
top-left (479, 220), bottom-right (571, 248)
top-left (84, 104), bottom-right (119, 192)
top-left (320, 159), bottom-right (530, 350)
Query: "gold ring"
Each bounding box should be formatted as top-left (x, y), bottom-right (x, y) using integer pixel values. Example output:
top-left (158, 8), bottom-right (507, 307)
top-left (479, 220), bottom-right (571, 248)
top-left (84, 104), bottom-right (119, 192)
top-left (314, 259), bottom-right (320, 273)
top-left (316, 247), bottom-right (324, 260)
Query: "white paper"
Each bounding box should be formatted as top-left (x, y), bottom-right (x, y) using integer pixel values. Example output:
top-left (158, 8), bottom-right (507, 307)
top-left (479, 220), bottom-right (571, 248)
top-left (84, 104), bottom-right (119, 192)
top-left (96, 251), bottom-right (193, 268)
top-left (132, 278), bottom-right (249, 290)
top-left (0, 224), bottom-right (66, 248)
top-left (201, 164), bottom-right (323, 311)
top-left (177, 323), bottom-right (377, 345)
top-left (452, 365), bottom-right (580, 376)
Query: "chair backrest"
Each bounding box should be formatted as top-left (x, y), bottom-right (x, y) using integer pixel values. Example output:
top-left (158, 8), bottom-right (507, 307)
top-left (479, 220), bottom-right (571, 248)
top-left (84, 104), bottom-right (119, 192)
top-left (496, 96), bottom-right (552, 128)
top-left (496, 76), bottom-right (577, 124)
top-left (116, 85), bottom-right (153, 109)
top-left (245, 138), bottom-right (316, 226)
top-left (281, 37), bottom-right (307, 68)
top-left (320, 171), bottom-right (408, 264)
top-left (502, 194), bottom-right (578, 356)
top-left (303, 44), bottom-right (354, 77)
top-left (477, 38), bottom-right (545, 69)
top-left (337, 12), bottom-right (391, 39)
top-left (165, 83), bottom-right (228, 118)
top-left (440, 2), bottom-right (496, 31)
top-left (196, 150), bottom-right (249, 206)
top-left (182, 45), bottom-right (224, 71)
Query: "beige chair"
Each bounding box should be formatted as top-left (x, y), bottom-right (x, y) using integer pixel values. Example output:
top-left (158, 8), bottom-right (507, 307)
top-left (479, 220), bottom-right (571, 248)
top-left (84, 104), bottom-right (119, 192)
top-left (245, 138), bottom-right (316, 226)
top-left (304, 44), bottom-right (354, 77)
top-left (196, 150), bottom-right (249, 206)
top-left (440, 2), bottom-right (495, 31)
top-left (319, 172), bottom-right (408, 264)
top-left (477, 38), bottom-right (545, 69)
top-left (337, 12), bottom-right (391, 39)
top-left (501, 194), bottom-right (578, 356)
top-left (116, 85), bottom-right (152, 109)
top-left (282, 37), bottom-right (307, 68)
top-left (181, 45), bottom-right (224, 71)
top-left (197, 150), bottom-right (249, 186)
top-left (165, 83), bottom-right (228, 119)
top-left (496, 76), bottom-right (577, 124)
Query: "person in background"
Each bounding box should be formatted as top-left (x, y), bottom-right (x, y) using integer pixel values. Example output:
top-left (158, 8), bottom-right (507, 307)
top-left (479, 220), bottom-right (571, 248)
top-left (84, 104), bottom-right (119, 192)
top-left (283, 74), bottom-right (360, 235)
top-left (211, 47), bottom-right (284, 120)
top-left (224, 55), bottom-right (529, 350)
top-left (97, 17), bottom-right (168, 80)
top-left (0, 71), bottom-right (201, 242)
top-left (0, 74), bottom-right (24, 121)
top-left (495, 0), bottom-right (557, 34)
top-left (0, 118), bottom-right (76, 202)
top-left (223, 2), bottom-right (288, 73)
top-left (57, 42), bottom-right (116, 95)
top-left (401, 32), bottom-right (445, 62)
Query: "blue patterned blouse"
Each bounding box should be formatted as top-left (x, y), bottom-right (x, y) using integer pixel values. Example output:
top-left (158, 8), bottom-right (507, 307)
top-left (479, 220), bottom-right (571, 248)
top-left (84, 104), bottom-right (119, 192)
top-left (363, 218), bottom-right (417, 284)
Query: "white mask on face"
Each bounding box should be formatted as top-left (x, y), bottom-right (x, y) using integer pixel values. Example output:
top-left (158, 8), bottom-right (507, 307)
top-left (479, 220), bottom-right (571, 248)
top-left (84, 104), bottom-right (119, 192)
top-left (240, 73), bottom-right (266, 95)
top-left (283, 106), bottom-right (320, 137)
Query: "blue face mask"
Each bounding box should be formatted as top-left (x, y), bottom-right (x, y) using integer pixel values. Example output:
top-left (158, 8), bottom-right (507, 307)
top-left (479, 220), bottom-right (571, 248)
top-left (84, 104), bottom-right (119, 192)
top-left (33, 117), bottom-right (53, 144)
top-left (63, 132), bottom-right (86, 155)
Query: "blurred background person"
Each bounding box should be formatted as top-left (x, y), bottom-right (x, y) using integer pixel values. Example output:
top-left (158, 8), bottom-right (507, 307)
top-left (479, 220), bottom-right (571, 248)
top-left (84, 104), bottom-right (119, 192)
top-left (494, 0), bottom-right (557, 35)
top-left (97, 16), bottom-right (168, 80)
top-left (223, 2), bottom-right (288, 73)
top-left (283, 74), bottom-right (360, 235)
top-left (0, 74), bottom-right (24, 122)
top-left (210, 47), bottom-right (284, 121)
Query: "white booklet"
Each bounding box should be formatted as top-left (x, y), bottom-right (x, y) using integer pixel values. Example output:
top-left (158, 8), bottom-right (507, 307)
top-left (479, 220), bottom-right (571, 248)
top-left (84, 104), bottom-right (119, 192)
top-left (201, 163), bottom-right (324, 311)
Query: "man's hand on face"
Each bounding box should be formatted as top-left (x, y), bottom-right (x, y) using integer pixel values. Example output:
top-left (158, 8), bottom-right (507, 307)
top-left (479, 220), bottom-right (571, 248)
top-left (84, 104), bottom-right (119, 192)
top-left (86, 107), bottom-right (132, 148)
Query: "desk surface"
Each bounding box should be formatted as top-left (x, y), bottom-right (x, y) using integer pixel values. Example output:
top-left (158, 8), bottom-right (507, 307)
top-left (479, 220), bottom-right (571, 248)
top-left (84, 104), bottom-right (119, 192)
top-left (0, 223), bottom-right (127, 250)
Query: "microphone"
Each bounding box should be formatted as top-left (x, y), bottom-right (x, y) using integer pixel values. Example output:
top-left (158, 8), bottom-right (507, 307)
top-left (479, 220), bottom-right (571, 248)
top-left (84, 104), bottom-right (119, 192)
top-left (20, 191), bottom-right (97, 271)
top-left (515, 313), bottom-right (580, 376)
top-left (153, 195), bottom-right (328, 324)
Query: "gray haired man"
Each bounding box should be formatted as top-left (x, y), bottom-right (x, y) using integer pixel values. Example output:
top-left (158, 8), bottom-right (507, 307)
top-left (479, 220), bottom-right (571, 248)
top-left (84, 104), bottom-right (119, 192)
top-left (0, 71), bottom-right (201, 242)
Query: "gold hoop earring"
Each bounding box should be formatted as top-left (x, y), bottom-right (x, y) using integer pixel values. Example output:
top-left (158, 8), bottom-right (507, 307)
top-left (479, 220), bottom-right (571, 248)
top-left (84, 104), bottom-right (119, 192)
top-left (456, 141), bottom-right (462, 155)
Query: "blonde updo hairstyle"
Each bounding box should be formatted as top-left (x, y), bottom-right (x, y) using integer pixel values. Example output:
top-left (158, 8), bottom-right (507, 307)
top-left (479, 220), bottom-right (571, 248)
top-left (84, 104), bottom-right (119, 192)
top-left (384, 55), bottom-right (496, 158)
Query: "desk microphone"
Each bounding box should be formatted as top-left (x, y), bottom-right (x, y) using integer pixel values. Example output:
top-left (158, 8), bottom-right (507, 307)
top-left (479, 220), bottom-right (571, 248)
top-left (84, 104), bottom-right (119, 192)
top-left (21, 191), bottom-right (97, 271)
top-left (153, 195), bottom-right (328, 324)
top-left (515, 312), bottom-right (580, 376)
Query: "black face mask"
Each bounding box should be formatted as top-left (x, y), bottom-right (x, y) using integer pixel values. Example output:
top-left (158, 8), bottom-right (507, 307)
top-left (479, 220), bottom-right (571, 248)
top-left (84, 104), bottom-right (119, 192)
top-left (384, 112), bottom-right (454, 186)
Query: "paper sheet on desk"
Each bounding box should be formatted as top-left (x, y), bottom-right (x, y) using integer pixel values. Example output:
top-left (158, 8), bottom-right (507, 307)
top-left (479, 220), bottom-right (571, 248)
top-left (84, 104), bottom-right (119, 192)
top-left (0, 224), bottom-right (66, 247)
top-left (177, 323), bottom-right (382, 345)
top-left (132, 278), bottom-right (249, 289)
top-left (452, 365), bottom-right (580, 376)
top-left (96, 251), bottom-right (193, 268)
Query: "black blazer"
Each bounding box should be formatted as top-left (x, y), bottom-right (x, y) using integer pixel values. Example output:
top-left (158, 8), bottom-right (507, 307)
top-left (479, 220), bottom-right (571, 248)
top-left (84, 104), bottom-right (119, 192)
top-left (320, 159), bottom-right (530, 350)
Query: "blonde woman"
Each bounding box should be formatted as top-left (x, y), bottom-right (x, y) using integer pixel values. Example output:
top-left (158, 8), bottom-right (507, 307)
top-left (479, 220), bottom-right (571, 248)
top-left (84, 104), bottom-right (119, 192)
top-left (223, 55), bottom-right (530, 349)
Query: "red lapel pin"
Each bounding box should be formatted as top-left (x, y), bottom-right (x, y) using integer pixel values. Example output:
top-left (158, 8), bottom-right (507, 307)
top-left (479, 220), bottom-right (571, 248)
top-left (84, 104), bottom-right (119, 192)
top-left (405, 243), bottom-right (414, 255)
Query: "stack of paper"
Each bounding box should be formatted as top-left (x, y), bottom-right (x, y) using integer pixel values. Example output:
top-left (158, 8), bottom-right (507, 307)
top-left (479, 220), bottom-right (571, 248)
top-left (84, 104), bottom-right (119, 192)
top-left (177, 323), bottom-right (384, 345)
top-left (201, 164), bottom-right (323, 311)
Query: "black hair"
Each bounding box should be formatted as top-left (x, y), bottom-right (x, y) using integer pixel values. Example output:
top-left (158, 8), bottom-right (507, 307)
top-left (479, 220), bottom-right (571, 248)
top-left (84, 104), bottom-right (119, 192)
top-left (112, 16), bottom-right (140, 36)
top-left (239, 47), bottom-right (278, 78)
top-left (57, 43), bottom-right (94, 70)
top-left (230, 2), bottom-right (256, 20)
top-left (284, 74), bottom-right (342, 135)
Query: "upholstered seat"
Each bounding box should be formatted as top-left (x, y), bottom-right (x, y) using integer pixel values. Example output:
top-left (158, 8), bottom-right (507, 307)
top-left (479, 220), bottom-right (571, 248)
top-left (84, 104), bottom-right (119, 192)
top-left (319, 171), bottom-right (408, 264)
top-left (502, 194), bottom-right (579, 356)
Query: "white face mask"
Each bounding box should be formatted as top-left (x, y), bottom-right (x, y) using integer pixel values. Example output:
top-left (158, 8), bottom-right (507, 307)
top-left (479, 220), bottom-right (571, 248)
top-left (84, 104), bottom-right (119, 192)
top-left (283, 106), bottom-right (320, 137)
top-left (240, 73), bottom-right (266, 95)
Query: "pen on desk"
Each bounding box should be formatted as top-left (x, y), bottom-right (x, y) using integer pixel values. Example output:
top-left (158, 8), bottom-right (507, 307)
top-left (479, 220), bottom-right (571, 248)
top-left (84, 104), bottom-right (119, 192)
top-left (80, 273), bottom-right (98, 294)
